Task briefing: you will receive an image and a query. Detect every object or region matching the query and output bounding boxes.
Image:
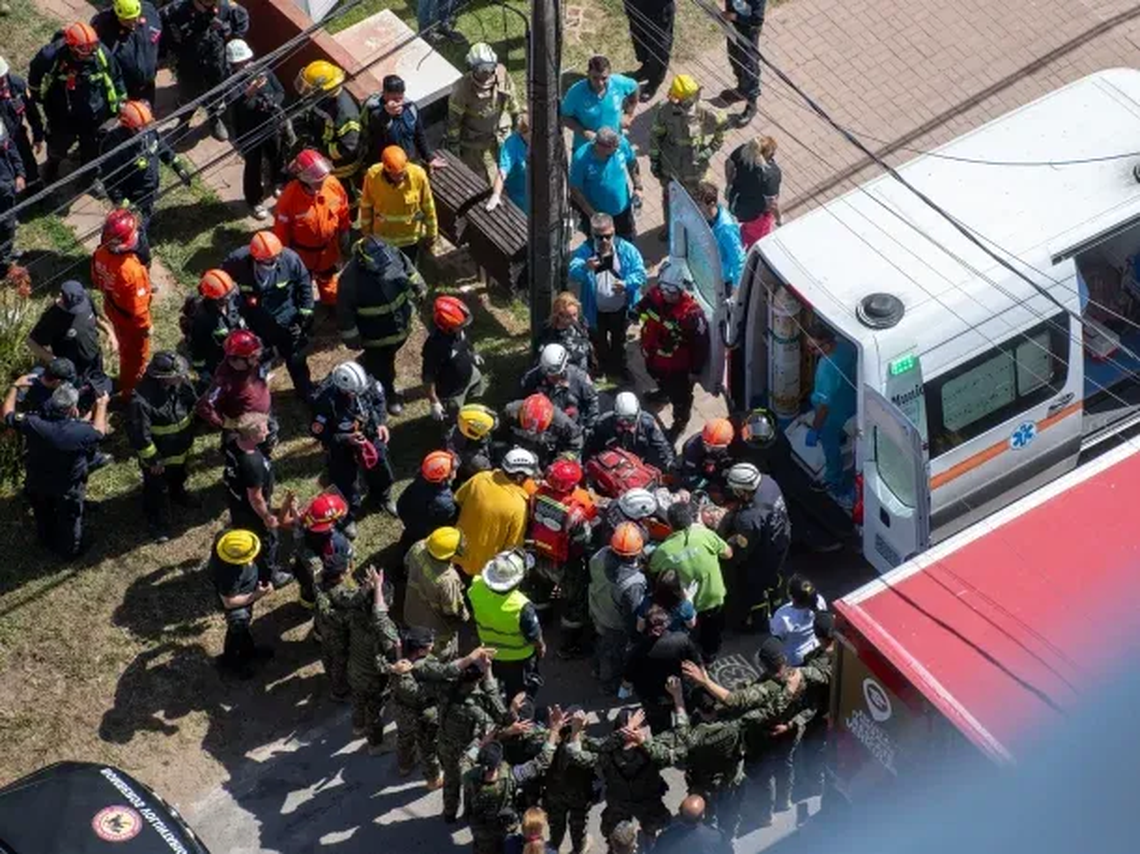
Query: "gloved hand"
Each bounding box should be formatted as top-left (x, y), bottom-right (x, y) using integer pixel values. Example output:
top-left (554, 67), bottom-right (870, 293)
top-left (430, 400), bottom-right (445, 421)
top-left (174, 158), bottom-right (193, 187)
top-left (805, 428), bottom-right (819, 447)
top-left (485, 194), bottom-right (502, 212)
top-left (283, 119), bottom-right (298, 149)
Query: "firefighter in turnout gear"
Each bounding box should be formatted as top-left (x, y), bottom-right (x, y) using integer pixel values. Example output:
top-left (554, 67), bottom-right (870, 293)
top-left (396, 450), bottom-right (460, 558)
top-left (403, 526), bottom-right (470, 660)
top-left (722, 462), bottom-right (791, 630)
top-left (91, 208), bottom-right (152, 399)
top-left (586, 390), bottom-right (675, 470)
top-left (91, 0), bottom-right (162, 105)
top-left (359, 144), bottom-right (438, 266)
top-left (676, 417), bottom-right (736, 498)
top-left (648, 75), bottom-right (726, 211)
top-left (497, 393), bottom-right (584, 468)
top-left (125, 351), bottom-right (199, 541)
top-left (294, 491), bottom-right (353, 609)
top-left (445, 42), bottom-right (524, 184)
top-left (294, 60), bottom-right (362, 195)
top-left (520, 343), bottom-right (600, 432)
top-left (446, 403), bottom-right (498, 483)
top-left (185, 268), bottom-right (244, 386)
top-left (0, 119), bottom-right (25, 273)
top-left (0, 56), bottom-right (45, 189)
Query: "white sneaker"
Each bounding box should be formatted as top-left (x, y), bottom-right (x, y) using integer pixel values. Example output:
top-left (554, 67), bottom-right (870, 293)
top-left (252, 204), bottom-right (270, 221)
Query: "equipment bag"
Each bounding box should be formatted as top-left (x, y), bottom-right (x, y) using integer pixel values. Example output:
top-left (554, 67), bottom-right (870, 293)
top-left (585, 449), bottom-right (661, 498)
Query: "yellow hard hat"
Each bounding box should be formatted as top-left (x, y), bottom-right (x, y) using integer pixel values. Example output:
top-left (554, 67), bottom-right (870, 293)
top-left (296, 60), bottom-right (345, 95)
top-left (427, 526), bottom-right (464, 561)
top-left (668, 74), bottom-right (700, 101)
top-left (457, 403), bottom-right (497, 441)
top-left (113, 0), bottom-right (142, 19)
top-left (216, 529), bottom-right (262, 565)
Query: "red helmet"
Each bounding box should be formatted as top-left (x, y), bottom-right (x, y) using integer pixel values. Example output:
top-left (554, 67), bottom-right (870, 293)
top-left (302, 493), bottom-right (348, 533)
top-left (519, 393), bottom-right (555, 433)
top-left (102, 208), bottom-right (138, 252)
top-left (223, 329), bottom-right (262, 358)
top-left (118, 100), bottom-right (153, 131)
top-left (545, 459), bottom-right (583, 493)
top-left (701, 418), bottom-right (734, 449)
top-left (290, 149), bottom-right (331, 185)
top-left (198, 269), bottom-right (235, 300)
top-left (433, 295), bottom-right (471, 333)
top-left (421, 450), bottom-right (458, 484)
top-left (249, 231), bottom-right (283, 262)
top-left (64, 22), bottom-right (99, 55)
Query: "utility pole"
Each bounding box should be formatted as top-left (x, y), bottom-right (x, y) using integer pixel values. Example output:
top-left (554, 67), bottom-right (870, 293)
top-left (527, 0), bottom-right (566, 343)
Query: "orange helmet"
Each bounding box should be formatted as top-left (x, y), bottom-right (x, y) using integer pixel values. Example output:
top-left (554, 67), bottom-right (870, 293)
top-left (433, 295), bottom-right (471, 333)
top-left (64, 22), bottom-right (99, 55)
top-left (545, 459), bottom-right (582, 493)
top-left (701, 418), bottom-right (734, 449)
top-left (381, 145), bottom-right (408, 174)
top-left (198, 268), bottom-right (236, 300)
top-left (611, 522), bottom-right (645, 557)
top-left (249, 231), bottom-right (283, 262)
top-left (421, 450), bottom-right (457, 484)
top-left (118, 100), bottom-right (153, 131)
top-left (101, 208), bottom-right (139, 252)
top-left (302, 493), bottom-right (348, 533)
top-left (290, 149), bottom-right (331, 185)
top-left (519, 393), bottom-right (555, 433)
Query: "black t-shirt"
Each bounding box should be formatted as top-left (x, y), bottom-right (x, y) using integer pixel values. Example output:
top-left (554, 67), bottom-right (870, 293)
top-left (223, 442), bottom-right (275, 520)
top-left (212, 554), bottom-right (260, 610)
top-left (727, 145), bottom-right (782, 222)
top-left (29, 304), bottom-right (105, 381)
top-left (5, 411), bottom-right (102, 496)
top-left (421, 328), bottom-right (476, 400)
top-left (625, 630), bottom-right (703, 705)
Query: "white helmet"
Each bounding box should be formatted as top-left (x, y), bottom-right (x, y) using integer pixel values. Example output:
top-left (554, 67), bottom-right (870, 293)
top-left (466, 42), bottom-right (498, 69)
top-left (614, 391), bottom-right (641, 423)
top-left (618, 487), bottom-right (658, 520)
top-left (539, 343), bottom-right (569, 376)
top-left (501, 447), bottom-right (539, 477)
top-left (225, 39), bottom-right (254, 65)
top-left (658, 257), bottom-right (694, 292)
top-left (483, 549), bottom-right (531, 593)
top-left (726, 462), bottom-right (763, 494)
top-left (330, 361), bottom-right (369, 395)
top-left (0, 56), bottom-right (9, 79)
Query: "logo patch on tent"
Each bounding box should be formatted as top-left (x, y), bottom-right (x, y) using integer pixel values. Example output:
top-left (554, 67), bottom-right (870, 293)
top-left (92, 805), bottom-right (143, 842)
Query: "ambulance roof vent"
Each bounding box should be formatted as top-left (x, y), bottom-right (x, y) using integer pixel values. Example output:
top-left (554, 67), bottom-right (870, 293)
top-left (856, 293), bottom-right (905, 329)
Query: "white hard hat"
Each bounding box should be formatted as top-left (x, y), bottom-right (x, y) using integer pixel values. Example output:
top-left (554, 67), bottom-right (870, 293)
top-left (539, 343), bottom-right (569, 376)
top-left (482, 549), bottom-right (530, 593)
top-left (658, 257), bottom-right (694, 291)
top-left (614, 391), bottom-right (641, 422)
top-left (330, 361), bottom-right (369, 395)
top-left (501, 446), bottom-right (539, 477)
top-left (466, 42), bottom-right (498, 68)
top-left (225, 39), bottom-right (254, 64)
top-left (0, 56), bottom-right (9, 79)
top-left (618, 487), bottom-right (658, 520)
top-left (726, 462), bottom-right (763, 494)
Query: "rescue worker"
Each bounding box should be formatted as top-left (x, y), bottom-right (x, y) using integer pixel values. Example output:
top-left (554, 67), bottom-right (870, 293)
top-left (560, 54), bottom-right (640, 153)
top-left (161, 0), bottom-right (249, 141)
top-left (222, 230), bottom-right (314, 402)
top-left (336, 234), bottom-right (426, 414)
top-left (0, 120), bottom-right (24, 273)
top-left (362, 74), bottom-right (442, 169)
top-left (273, 148), bottom-right (351, 306)
top-left (2, 380), bottom-right (109, 558)
top-left (27, 279), bottom-right (114, 411)
top-left (310, 359), bottom-right (397, 523)
top-left (468, 548), bottom-right (547, 700)
top-left (423, 294), bottom-right (483, 423)
top-left (225, 39), bottom-right (291, 220)
top-left (586, 391), bottom-right (675, 471)
top-left (294, 492), bottom-right (353, 610)
top-left (497, 393), bottom-right (584, 468)
top-left (91, 208), bottom-right (151, 399)
top-left (694, 181), bottom-right (746, 297)
top-left (594, 487), bottom-right (662, 554)
top-left (223, 411), bottom-right (290, 587)
top-left (312, 549), bottom-right (355, 700)
top-left (648, 75), bottom-right (726, 216)
top-left (635, 258), bottom-right (710, 441)
top-left (359, 144), bottom-right (438, 266)
top-left (211, 528), bottom-right (274, 678)
top-left (196, 328), bottom-right (275, 453)
top-left (520, 343), bottom-right (599, 432)
top-left (445, 42), bottom-right (524, 184)
top-left (722, 462), bottom-right (791, 630)
top-left (396, 449), bottom-right (460, 558)
top-left (185, 268), bottom-right (244, 386)
top-left (718, 0), bottom-right (766, 127)
top-left (126, 351), bottom-right (198, 541)
top-left (676, 418), bottom-right (735, 498)
top-left (403, 526), bottom-right (470, 660)
top-left (0, 55), bottom-right (44, 189)
top-left (454, 447), bottom-right (536, 578)
top-left (293, 60), bottom-right (362, 195)
top-left (588, 522), bottom-right (648, 694)
top-left (806, 322), bottom-right (857, 509)
top-left (91, 0), bottom-right (162, 105)
top-left (100, 99), bottom-right (192, 264)
top-left (446, 402), bottom-right (498, 483)
top-left (28, 21), bottom-right (126, 195)
top-left (346, 565), bottom-right (401, 754)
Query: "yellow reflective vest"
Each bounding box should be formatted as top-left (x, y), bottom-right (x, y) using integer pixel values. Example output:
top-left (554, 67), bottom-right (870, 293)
top-left (467, 575), bottom-right (534, 661)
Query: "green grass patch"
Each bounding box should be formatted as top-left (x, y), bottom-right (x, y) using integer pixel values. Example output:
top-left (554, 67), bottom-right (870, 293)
top-left (0, 0), bottom-right (63, 71)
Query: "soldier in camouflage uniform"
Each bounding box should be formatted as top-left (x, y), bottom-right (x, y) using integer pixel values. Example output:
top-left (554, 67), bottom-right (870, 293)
top-left (788, 612), bottom-right (835, 807)
top-left (648, 74), bottom-right (726, 214)
top-left (438, 662), bottom-right (512, 822)
top-left (347, 567), bottom-right (401, 754)
top-left (545, 708), bottom-right (600, 854)
top-left (498, 694), bottom-right (552, 809)
top-left (445, 42), bottom-right (524, 184)
top-left (678, 688), bottom-right (749, 839)
top-left (312, 551), bottom-right (358, 700)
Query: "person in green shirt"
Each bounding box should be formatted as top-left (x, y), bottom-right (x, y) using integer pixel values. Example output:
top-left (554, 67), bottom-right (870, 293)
top-left (650, 501), bottom-right (733, 660)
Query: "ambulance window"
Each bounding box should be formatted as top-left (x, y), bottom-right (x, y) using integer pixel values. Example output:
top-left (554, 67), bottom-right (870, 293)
top-left (875, 427), bottom-right (917, 508)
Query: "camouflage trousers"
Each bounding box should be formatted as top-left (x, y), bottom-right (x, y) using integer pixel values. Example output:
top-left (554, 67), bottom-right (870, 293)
top-left (394, 703), bottom-right (441, 780)
top-left (439, 746), bottom-right (464, 820)
top-left (320, 650), bottom-right (349, 700)
top-left (349, 676), bottom-right (388, 747)
top-left (547, 799), bottom-right (589, 853)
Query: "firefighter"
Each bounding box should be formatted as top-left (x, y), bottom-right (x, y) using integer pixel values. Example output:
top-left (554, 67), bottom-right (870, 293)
top-left (161, 0), bottom-right (249, 141)
top-left (223, 230), bottom-right (314, 402)
top-left (423, 294), bottom-right (483, 422)
top-left (648, 75), bottom-right (726, 216)
top-left (358, 144), bottom-right (438, 266)
top-left (676, 417), bottom-right (736, 498)
top-left (467, 549), bottom-right (546, 699)
top-left (497, 392), bottom-right (584, 468)
top-left (91, 0), bottom-right (162, 105)
top-left (336, 234), bottom-right (426, 414)
top-left (634, 258), bottom-right (709, 441)
top-left (527, 459), bottom-right (597, 656)
top-left (594, 486), bottom-right (661, 556)
top-left (586, 391), bottom-right (675, 471)
top-left (184, 268), bottom-right (244, 386)
top-left (722, 462), bottom-right (791, 631)
top-left (196, 328), bottom-right (276, 455)
top-left (0, 120), bottom-right (23, 274)
top-left (126, 351), bottom-right (199, 541)
top-left (294, 492), bottom-right (354, 608)
top-left (446, 402), bottom-right (498, 483)
top-left (28, 21), bottom-right (126, 196)
top-left (310, 360), bottom-right (397, 522)
top-left (0, 55), bottom-right (44, 190)
top-left (273, 149), bottom-right (350, 306)
top-left (99, 99), bottom-right (191, 265)
top-left (396, 449), bottom-right (460, 559)
top-left (27, 280), bottom-right (114, 412)
top-left (521, 343), bottom-right (600, 433)
top-left (445, 42), bottom-right (523, 184)
top-left (91, 208), bottom-right (151, 399)
top-left (293, 60), bottom-right (362, 196)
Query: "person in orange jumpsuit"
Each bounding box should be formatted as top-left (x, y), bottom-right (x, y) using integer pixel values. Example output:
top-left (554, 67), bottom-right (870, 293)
top-left (90, 208), bottom-right (151, 399)
top-left (273, 148), bottom-right (351, 306)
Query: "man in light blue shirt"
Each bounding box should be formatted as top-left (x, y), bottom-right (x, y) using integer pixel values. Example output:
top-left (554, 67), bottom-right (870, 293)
top-left (485, 115), bottom-right (529, 215)
top-left (806, 323), bottom-right (857, 507)
top-left (561, 54), bottom-right (640, 152)
top-left (696, 181), bottom-right (746, 297)
top-left (569, 127), bottom-right (643, 240)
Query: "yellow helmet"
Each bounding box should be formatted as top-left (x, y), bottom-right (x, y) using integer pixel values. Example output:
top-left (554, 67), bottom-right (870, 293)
top-left (113, 0), bottom-right (142, 19)
top-left (457, 403), bottom-right (497, 441)
top-left (296, 60), bottom-right (345, 95)
top-left (216, 529), bottom-right (262, 565)
top-left (427, 526), bottom-right (464, 561)
top-left (668, 74), bottom-right (700, 102)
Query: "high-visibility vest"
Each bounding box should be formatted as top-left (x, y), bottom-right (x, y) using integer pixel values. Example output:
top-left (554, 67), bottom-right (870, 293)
top-left (467, 576), bottom-right (534, 661)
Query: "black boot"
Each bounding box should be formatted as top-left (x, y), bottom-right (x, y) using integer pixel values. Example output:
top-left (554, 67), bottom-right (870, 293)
top-left (731, 100), bottom-right (758, 128)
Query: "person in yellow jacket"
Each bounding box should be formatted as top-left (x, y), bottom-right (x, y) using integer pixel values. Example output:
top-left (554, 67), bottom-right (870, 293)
top-left (454, 447), bottom-right (537, 579)
top-left (467, 548), bottom-right (545, 699)
top-left (359, 145), bottom-right (438, 266)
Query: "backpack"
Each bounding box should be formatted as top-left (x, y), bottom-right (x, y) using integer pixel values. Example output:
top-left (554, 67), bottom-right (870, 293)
top-left (585, 449), bottom-right (661, 498)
